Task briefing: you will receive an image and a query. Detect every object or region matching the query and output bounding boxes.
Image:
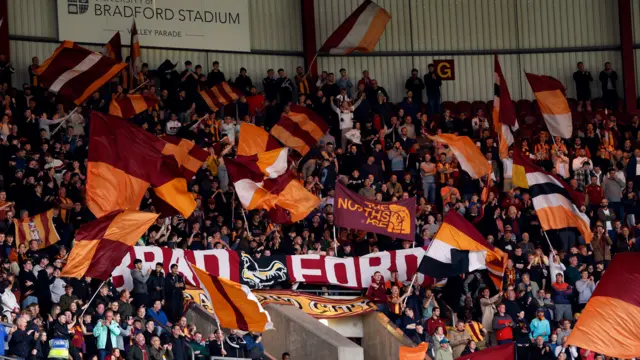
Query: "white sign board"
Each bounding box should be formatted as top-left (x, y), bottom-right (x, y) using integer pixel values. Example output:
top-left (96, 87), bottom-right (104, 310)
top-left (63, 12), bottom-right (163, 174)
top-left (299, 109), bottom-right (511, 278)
top-left (57, 0), bottom-right (250, 52)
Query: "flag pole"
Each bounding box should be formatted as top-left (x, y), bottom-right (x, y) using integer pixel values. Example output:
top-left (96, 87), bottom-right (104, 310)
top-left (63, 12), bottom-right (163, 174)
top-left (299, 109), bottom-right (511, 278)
top-left (129, 80), bottom-right (150, 94)
top-left (79, 277), bottom-right (110, 318)
top-left (50, 107), bottom-right (79, 137)
top-left (543, 231), bottom-right (555, 253)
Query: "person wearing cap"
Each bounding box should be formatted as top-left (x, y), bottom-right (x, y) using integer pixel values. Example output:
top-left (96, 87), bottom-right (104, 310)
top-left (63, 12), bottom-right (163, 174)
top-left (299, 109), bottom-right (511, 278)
top-left (431, 326), bottom-right (452, 360)
top-left (59, 284), bottom-right (79, 312)
top-left (529, 308), bottom-right (551, 342)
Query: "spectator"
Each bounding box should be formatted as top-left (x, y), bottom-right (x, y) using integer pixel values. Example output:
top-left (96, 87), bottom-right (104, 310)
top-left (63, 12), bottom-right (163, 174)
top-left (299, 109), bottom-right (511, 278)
top-left (573, 62), bottom-right (593, 112)
top-left (448, 320), bottom-right (471, 358)
top-left (94, 310), bottom-right (121, 360)
top-left (131, 259), bottom-right (151, 308)
top-left (574, 270), bottom-right (596, 311)
top-left (405, 69), bottom-right (425, 104)
top-left (492, 303), bottom-right (514, 345)
top-left (598, 62), bottom-right (618, 111)
top-left (424, 64), bottom-right (442, 115)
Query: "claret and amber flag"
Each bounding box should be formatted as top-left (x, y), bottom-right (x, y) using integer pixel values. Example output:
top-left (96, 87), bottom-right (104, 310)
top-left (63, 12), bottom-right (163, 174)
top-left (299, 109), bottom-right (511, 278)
top-left (130, 19), bottom-right (141, 79)
top-left (237, 123), bottom-right (281, 156)
top-left (200, 82), bottom-right (243, 112)
top-left (418, 211), bottom-right (507, 289)
top-left (62, 210), bottom-right (158, 280)
top-left (188, 262), bottom-right (273, 332)
top-left (319, 0), bottom-right (391, 55)
top-left (525, 72), bottom-right (573, 139)
top-left (103, 32), bottom-right (122, 62)
top-left (109, 94), bottom-right (158, 119)
top-left (34, 41), bottom-right (127, 105)
top-left (513, 147), bottom-right (592, 243)
top-left (493, 55), bottom-right (517, 159)
top-left (270, 105), bottom-right (329, 156)
top-left (399, 342), bottom-right (429, 360)
top-left (567, 253), bottom-right (640, 358)
top-left (160, 135), bottom-right (209, 180)
top-left (427, 134), bottom-right (490, 179)
top-left (86, 112), bottom-right (197, 218)
top-left (13, 209), bottom-right (60, 249)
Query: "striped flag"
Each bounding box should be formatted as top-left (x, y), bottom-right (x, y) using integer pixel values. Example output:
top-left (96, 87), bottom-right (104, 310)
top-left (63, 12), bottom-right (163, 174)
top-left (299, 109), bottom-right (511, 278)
top-left (270, 105), bottom-right (328, 156)
top-left (238, 123), bottom-right (281, 156)
top-left (418, 211), bottom-right (507, 289)
top-left (61, 210), bottom-right (158, 280)
top-left (427, 134), bottom-right (490, 179)
top-left (525, 72), bottom-right (573, 139)
top-left (160, 136), bottom-right (209, 179)
top-left (86, 112), bottom-right (197, 218)
top-left (513, 148), bottom-right (592, 243)
top-left (109, 94), bottom-right (158, 119)
top-left (493, 55), bottom-right (517, 159)
top-left (226, 158), bottom-right (319, 224)
top-left (34, 41), bottom-right (127, 105)
top-left (234, 147), bottom-right (289, 179)
top-left (567, 253), bottom-right (640, 358)
top-left (13, 209), bottom-right (60, 249)
top-left (103, 32), bottom-right (122, 62)
top-left (200, 82), bottom-right (242, 112)
top-left (188, 262), bottom-right (273, 332)
top-left (130, 20), bottom-right (141, 80)
top-left (319, 0), bottom-right (391, 55)
top-left (511, 146), bottom-right (530, 189)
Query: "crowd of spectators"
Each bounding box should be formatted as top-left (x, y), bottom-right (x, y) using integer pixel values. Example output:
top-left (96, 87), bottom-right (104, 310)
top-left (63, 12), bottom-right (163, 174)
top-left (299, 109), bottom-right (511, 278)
top-left (0, 50), bottom-right (634, 360)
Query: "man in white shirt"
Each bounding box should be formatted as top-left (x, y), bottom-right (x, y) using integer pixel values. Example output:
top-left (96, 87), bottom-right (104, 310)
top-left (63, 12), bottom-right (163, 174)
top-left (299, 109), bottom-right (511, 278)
top-left (502, 149), bottom-right (513, 191)
top-left (572, 149), bottom-right (591, 172)
top-left (165, 113), bottom-right (182, 136)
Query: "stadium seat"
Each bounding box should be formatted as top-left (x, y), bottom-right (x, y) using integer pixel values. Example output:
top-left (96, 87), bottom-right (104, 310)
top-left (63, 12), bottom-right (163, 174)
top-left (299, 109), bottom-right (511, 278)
top-left (516, 99), bottom-right (533, 116)
top-left (471, 101), bottom-right (487, 114)
top-left (456, 101), bottom-right (472, 115)
top-left (441, 101), bottom-right (456, 112)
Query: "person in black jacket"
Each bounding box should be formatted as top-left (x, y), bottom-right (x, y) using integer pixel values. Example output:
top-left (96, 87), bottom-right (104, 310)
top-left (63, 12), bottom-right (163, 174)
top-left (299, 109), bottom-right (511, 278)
top-left (206, 61), bottom-right (225, 88)
top-left (169, 325), bottom-right (189, 360)
top-left (207, 329), bottom-right (227, 358)
top-left (164, 264), bottom-right (185, 323)
top-left (234, 68), bottom-right (253, 96)
top-left (276, 69), bottom-right (295, 105)
top-left (573, 62), bottom-right (593, 112)
top-left (262, 69), bottom-right (278, 101)
top-left (128, 333), bottom-right (151, 360)
top-left (147, 263), bottom-right (165, 304)
top-left (424, 63), bottom-right (442, 115)
top-left (599, 62), bottom-right (618, 111)
top-left (8, 317), bottom-right (36, 359)
top-left (405, 69), bottom-right (425, 104)
top-left (19, 259), bottom-right (38, 307)
top-left (35, 264), bottom-right (55, 317)
top-left (528, 336), bottom-right (554, 360)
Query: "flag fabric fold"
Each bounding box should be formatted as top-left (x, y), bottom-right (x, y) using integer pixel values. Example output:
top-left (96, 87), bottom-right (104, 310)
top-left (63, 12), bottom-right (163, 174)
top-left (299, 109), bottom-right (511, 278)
top-left (34, 41), bottom-right (127, 105)
top-left (234, 148), bottom-right (289, 179)
top-left (418, 211), bottom-right (506, 289)
top-left (226, 158), bottom-right (319, 224)
top-left (513, 149), bottom-right (592, 243)
top-left (511, 146), bottom-right (530, 189)
top-left (200, 82), bottom-right (243, 112)
top-left (188, 262), bottom-right (273, 332)
top-left (455, 343), bottom-right (515, 360)
top-left (567, 253), bottom-right (640, 359)
top-left (238, 123), bottom-right (281, 156)
top-left (399, 342), bottom-right (429, 360)
top-left (160, 136), bottom-right (209, 180)
top-left (13, 209), bottom-right (60, 249)
top-left (525, 72), bottom-right (573, 139)
top-left (318, 0), bottom-right (391, 55)
top-left (270, 105), bottom-right (329, 156)
top-left (86, 112), bottom-right (197, 218)
top-left (61, 210), bottom-right (158, 280)
top-left (493, 55), bottom-right (517, 159)
top-left (103, 32), bottom-right (122, 62)
top-left (108, 94), bottom-right (158, 119)
top-left (427, 134), bottom-right (491, 179)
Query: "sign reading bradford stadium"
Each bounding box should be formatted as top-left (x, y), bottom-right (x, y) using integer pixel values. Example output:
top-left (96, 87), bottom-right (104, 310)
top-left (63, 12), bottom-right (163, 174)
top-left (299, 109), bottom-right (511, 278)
top-left (59, 0), bottom-right (250, 52)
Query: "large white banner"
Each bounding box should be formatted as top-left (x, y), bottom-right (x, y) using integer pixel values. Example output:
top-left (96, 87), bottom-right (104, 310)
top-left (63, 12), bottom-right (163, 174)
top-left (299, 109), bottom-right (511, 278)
top-left (58, 0), bottom-right (250, 52)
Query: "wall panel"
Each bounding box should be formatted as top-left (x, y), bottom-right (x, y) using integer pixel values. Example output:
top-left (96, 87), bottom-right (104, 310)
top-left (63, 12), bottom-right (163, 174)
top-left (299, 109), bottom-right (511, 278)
top-left (410, 0), bottom-right (518, 51)
top-left (250, 0), bottom-right (303, 52)
top-left (632, 0), bottom-right (640, 43)
top-left (8, 0), bottom-right (57, 38)
top-left (516, 0), bottom-right (619, 48)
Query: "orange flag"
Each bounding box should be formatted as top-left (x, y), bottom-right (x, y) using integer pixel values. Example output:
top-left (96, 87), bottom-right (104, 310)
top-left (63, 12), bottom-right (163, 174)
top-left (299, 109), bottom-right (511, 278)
top-left (399, 342), bottom-right (428, 360)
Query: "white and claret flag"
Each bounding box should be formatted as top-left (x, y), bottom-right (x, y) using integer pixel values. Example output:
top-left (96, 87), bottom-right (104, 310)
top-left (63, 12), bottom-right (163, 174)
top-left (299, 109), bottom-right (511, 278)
top-left (493, 55), bottom-right (517, 159)
top-left (226, 149), bottom-right (319, 224)
top-left (35, 41), bottom-right (127, 105)
top-left (513, 147), bottom-right (593, 243)
top-left (525, 72), bottom-right (573, 139)
top-left (427, 134), bottom-right (490, 179)
top-left (187, 262), bottom-right (273, 332)
top-left (318, 0), bottom-right (391, 55)
top-left (130, 19), bottom-right (141, 79)
top-left (418, 211), bottom-right (507, 289)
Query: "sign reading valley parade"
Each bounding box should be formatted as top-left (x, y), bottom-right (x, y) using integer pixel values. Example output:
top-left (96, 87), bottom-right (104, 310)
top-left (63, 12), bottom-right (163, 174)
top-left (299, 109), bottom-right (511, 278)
top-left (334, 182), bottom-right (416, 241)
top-left (59, 0), bottom-right (250, 51)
